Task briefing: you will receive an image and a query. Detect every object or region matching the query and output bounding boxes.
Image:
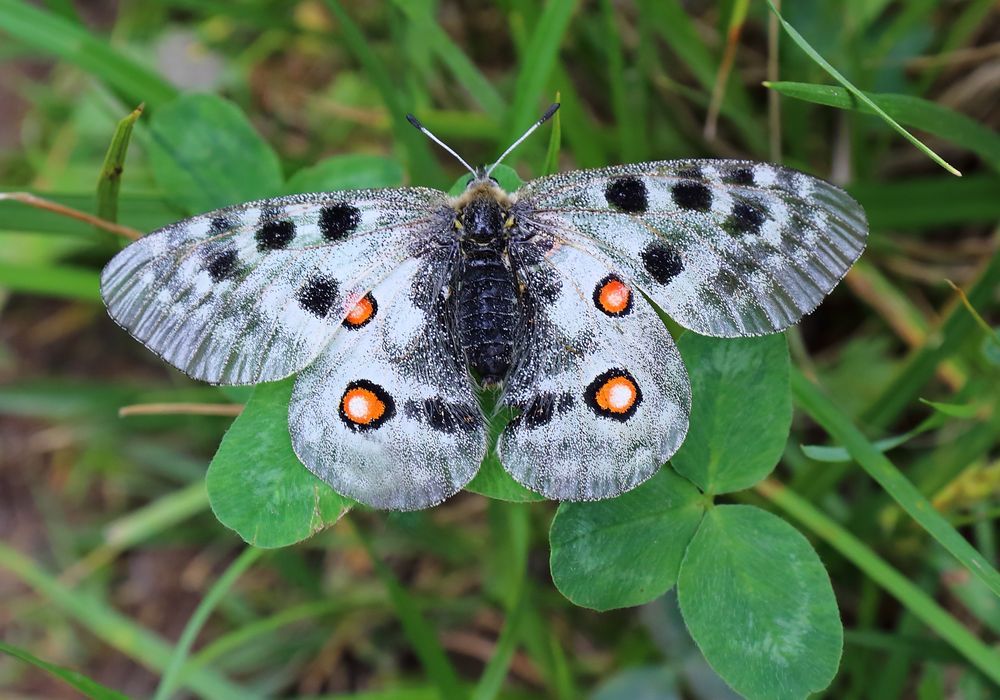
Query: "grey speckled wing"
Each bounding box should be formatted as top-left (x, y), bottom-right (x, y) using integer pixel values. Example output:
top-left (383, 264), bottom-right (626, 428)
top-left (100, 188), bottom-right (448, 385)
top-left (289, 249), bottom-right (488, 511)
top-left (499, 233), bottom-right (691, 500)
top-left (515, 159), bottom-right (867, 337)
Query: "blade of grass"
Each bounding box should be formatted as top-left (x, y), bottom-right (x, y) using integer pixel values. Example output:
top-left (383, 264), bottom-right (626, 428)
top-left (353, 523), bottom-right (463, 700)
top-left (765, 0), bottom-right (961, 176)
top-left (704, 0), bottom-right (749, 142)
top-left (388, 2), bottom-right (504, 116)
top-left (472, 503), bottom-right (530, 700)
top-left (153, 546), bottom-right (265, 700)
top-left (863, 241), bottom-right (1000, 429)
top-left (0, 543), bottom-right (256, 699)
top-left (639, 0), bottom-right (766, 155)
top-left (542, 92), bottom-right (562, 175)
top-left (597, 0), bottom-right (641, 162)
top-left (0, 0), bottom-right (177, 107)
top-left (61, 481), bottom-right (209, 586)
top-left (503, 0), bottom-right (577, 145)
top-left (765, 82), bottom-right (1000, 171)
top-left (0, 640), bottom-right (133, 700)
top-left (791, 370), bottom-right (1000, 599)
top-left (322, 0), bottom-right (445, 187)
top-left (0, 261), bottom-right (101, 302)
top-left (755, 479), bottom-right (1000, 685)
top-left (96, 104), bottom-right (144, 236)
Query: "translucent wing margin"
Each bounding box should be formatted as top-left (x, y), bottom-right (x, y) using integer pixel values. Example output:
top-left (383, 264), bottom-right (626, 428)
top-left (515, 159), bottom-right (867, 337)
top-left (289, 249), bottom-right (487, 510)
top-left (101, 188), bottom-right (449, 384)
top-left (498, 236), bottom-right (691, 500)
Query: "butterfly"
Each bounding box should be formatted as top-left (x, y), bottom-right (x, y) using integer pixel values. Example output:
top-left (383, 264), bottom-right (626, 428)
top-left (101, 104), bottom-right (867, 511)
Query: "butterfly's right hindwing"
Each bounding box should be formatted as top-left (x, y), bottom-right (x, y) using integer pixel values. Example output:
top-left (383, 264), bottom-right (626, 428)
top-left (498, 235), bottom-right (691, 500)
top-left (100, 189), bottom-right (448, 385)
top-left (289, 249), bottom-right (487, 511)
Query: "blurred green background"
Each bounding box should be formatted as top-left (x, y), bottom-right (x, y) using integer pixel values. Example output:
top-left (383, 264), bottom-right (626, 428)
top-left (1, 0), bottom-right (998, 698)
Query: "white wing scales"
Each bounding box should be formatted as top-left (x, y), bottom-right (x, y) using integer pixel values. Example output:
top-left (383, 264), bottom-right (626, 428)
top-left (101, 189), bottom-right (449, 385)
top-left (515, 159), bottom-right (867, 337)
top-left (288, 250), bottom-right (487, 511)
top-left (499, 237), bottom-right (691, 500)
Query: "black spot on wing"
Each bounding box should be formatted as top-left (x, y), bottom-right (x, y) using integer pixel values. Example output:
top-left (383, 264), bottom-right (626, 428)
top-left (723, 167), bottom-right (755, 186)
top-left (297, 276), bottom-right (338, 318)
top-left (641, 242), bottom-right (684, 284)
top-left (404, 398), bottom-right (479, 433)
top-left (676, 165), bottom-right (703, 180)
top-left (320, 203), bottom-right (361, 242)
top-left (209, 216), bottom-right (233, 234)
top-left (509, 391), bottom-right (575, 431)
top-left (725, 200), bottom-right (768, 236)
top-left (605, 176), bottom-right (648, 213)
top-left (206, 248), bottom-right (239, 282)
top-left (256, 209), bottom-right (296, 250)
top-left (672, 181), bottom-right (712, 211)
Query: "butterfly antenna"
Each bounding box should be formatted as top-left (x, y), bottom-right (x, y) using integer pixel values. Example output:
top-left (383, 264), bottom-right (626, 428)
top-left (405, 113), bottom-right (476, 176)
top-left (485, 103), bottom-right (560, 177)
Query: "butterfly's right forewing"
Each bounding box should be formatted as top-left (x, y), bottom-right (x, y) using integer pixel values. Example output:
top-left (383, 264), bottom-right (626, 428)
top-left (101, 188), bottom-right (448, 385)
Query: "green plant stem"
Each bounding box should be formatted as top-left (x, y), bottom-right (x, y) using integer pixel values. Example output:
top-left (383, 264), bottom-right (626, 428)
top-left (756, 480), bottom-right (1000, 684)
top-left (0, 543), bottom-right (253, 699)
top-left (353, 522), bottom-right (464, 700)
top-left (791, 370), bottom-right (1000, 599)
top-left (153, 546), bottom-right (264, 700)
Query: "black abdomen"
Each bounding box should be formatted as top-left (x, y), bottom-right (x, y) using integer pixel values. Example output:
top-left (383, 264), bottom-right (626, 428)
top-left (456, 244), bottom-right (518, 385)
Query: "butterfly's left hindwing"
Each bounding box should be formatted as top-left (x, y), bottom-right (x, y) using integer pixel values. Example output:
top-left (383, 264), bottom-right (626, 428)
top-left (289, 249), bottom-right (488, 511)
top-left (498, 236), bottom-right (691, 500)
top-left (101, 189), bottom-right (448, 385)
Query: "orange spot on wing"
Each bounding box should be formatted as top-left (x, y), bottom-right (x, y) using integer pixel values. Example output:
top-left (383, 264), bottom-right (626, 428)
top-left (595, 376), bottom-right (637, 413)
top-left (344, 294), bottom-right (375, 326)
top-left (342, 387), bottom-right (386, 425)
top-left (595, 276), bottom-right (632, 316)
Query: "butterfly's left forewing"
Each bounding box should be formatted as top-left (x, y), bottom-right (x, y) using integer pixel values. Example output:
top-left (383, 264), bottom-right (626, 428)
top-left (499, 233), bottom-right (691, 500)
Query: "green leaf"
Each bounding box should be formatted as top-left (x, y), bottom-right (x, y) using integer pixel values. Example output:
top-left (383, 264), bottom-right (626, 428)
top-left (0, 261), bottom-right (101, 302)
top-left (918, 399), bottom-right (982, 419)
top-left (677, 505), bottom-right (842, 700)
top-left (549, 469), bottom-right (704, 611)
top-left (446, 164), bottom-right (524, 197)
top-left (672, 334), bottom-right (791, 494)
top-left (0, 0), bottom-right (177, 108)
top-left (0, 640), bottom-right (133, 700)
top-left (146, 94), bottom-right (284, 213)
top-left (285, 154), bottom-right (404, 193)
top-left (765, 1), bottom-right (961, 176)
top-left (466, 456), bottom-right (544, 503)
top-left (466, 390), bottom-right (543, 503)
top-left (765, 82), bottom-right (1000, 172)
top-left (207, 377), bottom-right (350, 548)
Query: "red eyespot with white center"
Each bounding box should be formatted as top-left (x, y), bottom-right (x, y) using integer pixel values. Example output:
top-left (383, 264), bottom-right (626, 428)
top-left (342, 293), bottom-right (378, 329)
top-left (593, 274), bottom-right (633, 316)
top-left (338, 379), bottom-right (395, 431)
top-left (584, 368), bottom-right (643, 421)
